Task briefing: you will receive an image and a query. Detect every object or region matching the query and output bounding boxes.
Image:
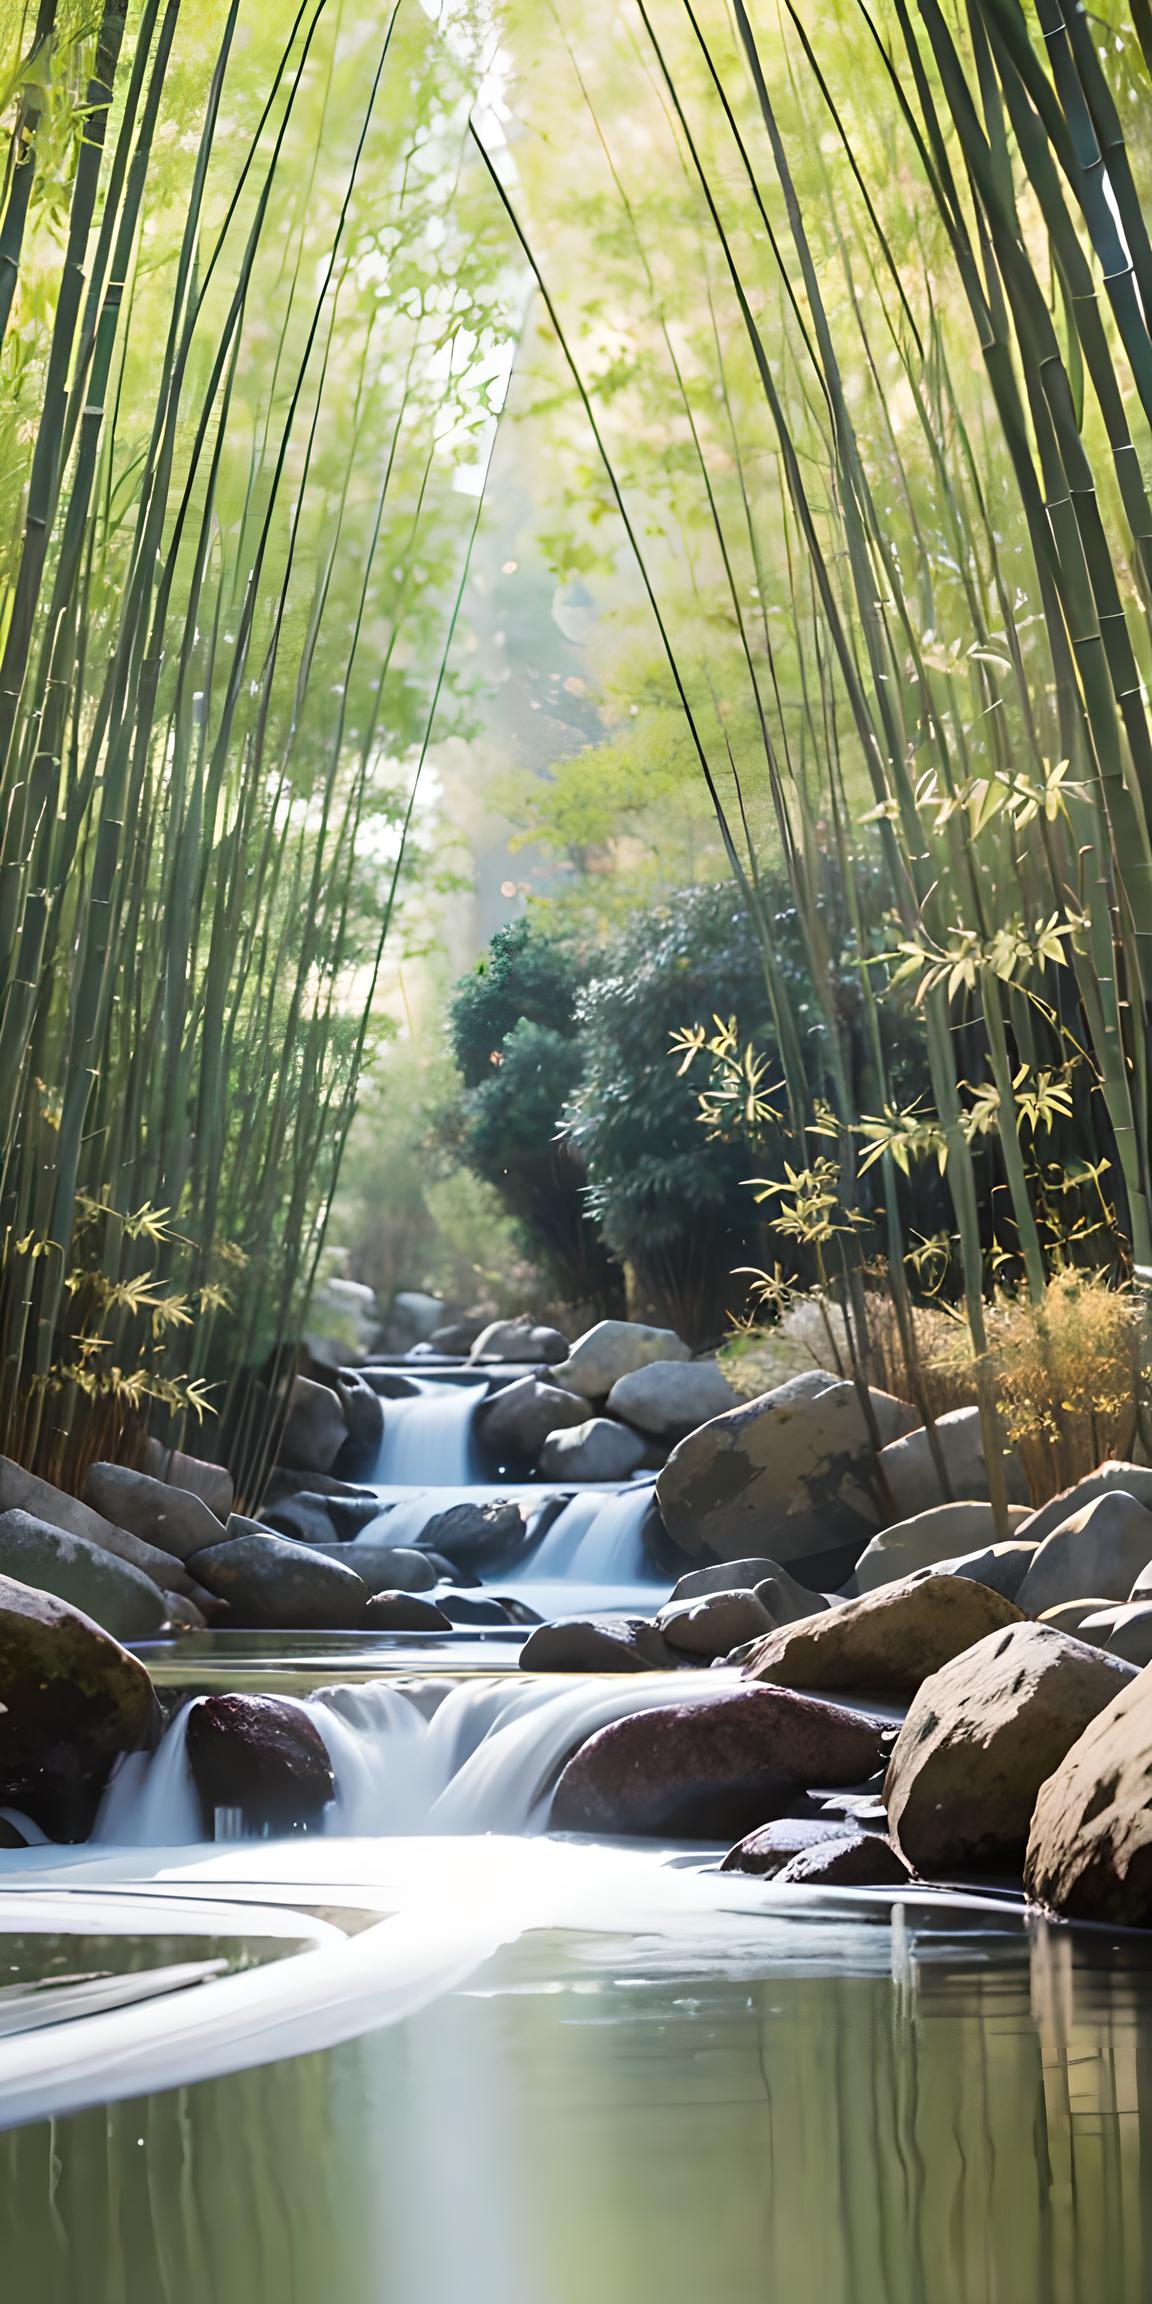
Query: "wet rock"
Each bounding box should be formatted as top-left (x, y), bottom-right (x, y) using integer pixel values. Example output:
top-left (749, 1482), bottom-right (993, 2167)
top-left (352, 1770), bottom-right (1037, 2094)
top-left (308, 1542), bottom-right (437, 1596)
top-left (85, 1462), bottom-right (227, 1563)
top-left (656, 1589), bottom-right (775, 1659)
top-left (0, 1575), bottom-right (156, 1839)
top-left (742, 1572), bottom-right (1023, 1698)
top-left (605, 1359), bottom-right (737, 1440)
top-left (0, 1454), bottom-right (212, 1605)
top-left (550, 1319), bottom-right (691, 1401)
top-left (435, 1592), bottom-right (526, 1627)
top-left (656, 1372), bottom-right (917, 1582)
top-left (1025, 1665), bottom-right (1152, 1922)
top-left (189, 1529), bottom-right (367, 1628)
top-left (877, 1407), bottom-right (1028, 1520)
top-left (1016, 1491), bottom-right (1152, 1617)
top-left (477, 1375), bottom-right (588, 1467)
top-left (143, 1441), bottom-right (234, 1520)
top-left (1018, 1461), bottom-right (1152, 1546)
top-left (278, 1375), bottom-right (348, 1475)
top-left (721, 1816), bottom-right (861, 1876)
top-left (469, 1317), bottom-right (571, 1364)
top-left (163, 1593), bottom-right (208, 1633)
top-left (333, 1370), bottom-right (385, 1479)
top-left (363, 1591), bottom-right (453, 1631)
top-left (360, 1369), bottom-right (420, 1399)
top-left (913, 1541), bottom-right (1038, 1604)
top-left (418, 1497), bottom-right (529, 1571)
top-left (885, 1621), bottom-right (1133, 1872)
top-left (853, 1501), bottom-right (1032, 1593)
top-left (520, 1616), bottom-right (680, 1673)
top-left (263, 1493), bottom-right (339, 1547)
top-left (549, 1685), bottom-right (888, 1839)
top-left (326, 1493), bottom-right (387, 1539)
top-left (537, 1418), bottom-right (649, 1482)
top-left (773, 1832), bottom-right (913, 1887)
top-left (0, 1509), bottom-right (168, 1640)
top-left (1090, 1601), bottom-right (1152, 1668)
top-left (185, 1694), bottom-right (334, 1834)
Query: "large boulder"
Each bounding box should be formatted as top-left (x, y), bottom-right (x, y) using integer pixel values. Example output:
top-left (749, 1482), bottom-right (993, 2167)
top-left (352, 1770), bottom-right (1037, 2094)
top-left (1018, 1461), bottom-right (1152, 1546)
top-left (278, 1375), bottom-right (348, 1475)
top-left (185, 1694), bottom-right (334, 1834)
top-left (606, 1360), bottom-right (737, 1439)
top-left (742, 1572), bottom-right (1023, 1698)
top-left (550, 1320), bottom-right (690, 1401)
top-left (143, 1440), bottom-right (233, 1520)
top-left (1025, 1666), bottom-right (1152, 1922)
top-left (0, 1574), bottom-right (156, 1838)
top-left (656, 1589), bottom-right (775, 1659)
top-left (853, 1501), bottom-right (1031, 1593)
top-left (877, 1406), bottom-right (1028, 1520)
top-left (884, 1622), bottom-right (1134, 1872)
top-left (476, 1376), bottom-right (587, 1467)
top-left (537, 1419), bottom-right (649, 1482)
top-left (189, 1528), bottom-right (367, 1628)
top-left (549, 1685), bottom-right (887, 1839)
top-left (469, 1317), bottom-right (570, 1365)
top-left (656, 1371), bottom-right (917, 1582)
top-left (0, 1454), bottom-right (211, 1604)
top-left (85, 1461), bottom-right (226, 1562)
top-left (0, 1509), bottom-right (168, 1640)
top-left (1016, 1491), bottom-right (1152, 1617)
top-left (519, 1616), bottom-right (680, 1672)
top-left (418, 1497), bottom-right (529, 1571)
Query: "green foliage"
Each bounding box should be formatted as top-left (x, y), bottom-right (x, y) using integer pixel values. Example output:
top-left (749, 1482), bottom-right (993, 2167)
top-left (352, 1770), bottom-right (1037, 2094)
top-left (449, 919), bottom-right (579, 1085)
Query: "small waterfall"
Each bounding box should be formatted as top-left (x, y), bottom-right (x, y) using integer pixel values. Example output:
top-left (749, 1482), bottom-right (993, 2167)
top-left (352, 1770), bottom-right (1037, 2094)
top-left (371, 1378), bottom-right (486, 1485)
top-left (93, 1673), bottom-right (737, 1847)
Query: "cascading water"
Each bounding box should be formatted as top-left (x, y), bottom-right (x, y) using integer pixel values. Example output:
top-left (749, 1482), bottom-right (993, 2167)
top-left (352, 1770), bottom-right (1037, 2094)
top-left (370, 1377), bottom-right (486, 1485)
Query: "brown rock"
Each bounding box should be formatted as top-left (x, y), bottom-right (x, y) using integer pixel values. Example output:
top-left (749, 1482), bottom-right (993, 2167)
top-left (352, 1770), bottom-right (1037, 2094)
top-left (0, 1574), bottom-right (156, 1839)
top-left (656, 1589), bottom-right (775, 1659)
top-left (520, 1616), bottom-right (679, 1672)
top-left (885, 1621), bottom-right (1134, 1872)
top-left (549, 1685), bottom-right (887, 1839)
top-left (774, 1831), bottom-right (912, 1887)
top-left (185, 1694), bottom-right (334, 1834)
top-left (742, 1572), bottom-right (1023, 1698)
top-left (1025, 1666), bottom-right (1152, 1923)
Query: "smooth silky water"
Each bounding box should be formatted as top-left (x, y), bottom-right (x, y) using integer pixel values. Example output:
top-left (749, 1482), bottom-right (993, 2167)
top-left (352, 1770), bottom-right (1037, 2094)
top-left (3, 1370), bottom-right (1151, 2300)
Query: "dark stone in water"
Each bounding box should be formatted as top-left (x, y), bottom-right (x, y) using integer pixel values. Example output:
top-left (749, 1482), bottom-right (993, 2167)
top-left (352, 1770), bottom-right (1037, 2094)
top-left (435, 1593), bottom-right (518, 1627)
top-left (360, 1370), bottom-right (421, 1399)
top-left (419, 1497), bottom-right (529, 1571)
top-left (520, 1615), bottom-right (681, 1673)
top-left (721, 1816), bottom-right (864, 1876)
top-left (0, 1816), bottom-right (27, 1848)
top-left (422, 1551), bottom-right (481, 1587)
top-left (773, 1831), bottom-right (913, 1887)
top-left (549, 1686), bottom-right (887, 1840)
top-left (328, 1493), bottom-right (389, 1540)
top-left (0, 1574), bottom-right (157, 1841)
top-left (334, 1371), bottom-right (386, 1480)
top-left (363, 1592), bottom-right (453, 1632)
top-left (263, 1495), bottom-right (338, 1547)
top-left (186, 1695), bottom-right (335, 1834)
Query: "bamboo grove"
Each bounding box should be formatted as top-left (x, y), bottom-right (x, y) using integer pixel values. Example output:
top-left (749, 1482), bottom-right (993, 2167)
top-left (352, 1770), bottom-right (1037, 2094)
top-left (0, 0), bottom-right (514, 1492)
top-left (477, 0), bottom-right (1152, 1520)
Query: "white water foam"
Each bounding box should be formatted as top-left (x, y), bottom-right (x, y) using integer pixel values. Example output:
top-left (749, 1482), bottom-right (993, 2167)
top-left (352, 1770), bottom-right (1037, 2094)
top-left (371, 1380), bottom-right (484, 1485)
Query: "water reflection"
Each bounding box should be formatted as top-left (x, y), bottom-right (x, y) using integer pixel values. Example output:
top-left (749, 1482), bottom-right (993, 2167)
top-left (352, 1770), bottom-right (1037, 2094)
top-left (1, 1907), bottom-right (1150, 2303)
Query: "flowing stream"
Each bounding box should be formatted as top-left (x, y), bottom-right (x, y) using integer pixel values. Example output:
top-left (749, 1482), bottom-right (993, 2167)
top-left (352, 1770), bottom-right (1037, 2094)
top-left (2, 1364), bottom-right (1150, 2299)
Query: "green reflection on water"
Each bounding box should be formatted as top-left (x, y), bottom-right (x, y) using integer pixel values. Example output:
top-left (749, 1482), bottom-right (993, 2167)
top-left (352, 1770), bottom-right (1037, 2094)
top-left (1, 1912), bottom-right (1150, 2304)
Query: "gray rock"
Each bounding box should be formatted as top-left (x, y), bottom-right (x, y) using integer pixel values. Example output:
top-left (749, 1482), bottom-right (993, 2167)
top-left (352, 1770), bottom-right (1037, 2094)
top-left (549, 1685), bottom-right (888, 1839)
top-left (263, 1494), bottom-right (339, 1547)
top-left (186, 1694), bottom-right (334, 1834)
top-left (1025, 1664), bottom-right (1152, 1922)
top-left (670, 1557), bottom-right (817, 1607)
top-left (163, 1593), bottom-right (208, 1633)
top-left (877, 1407), bottom-right (1028, 1520)
top-left (1016, 1491), bottom-right (1152, 1616)
top-left (1093, 1602), bottom-right (1152, 1668)
top-left (189, 1530), bottom-right (367, 1629)
top-left (0, 1509), bottom-right (168, 1640)
top-left (1018, 1462), bottom-right (1152, 1546)
top-left (914, 1541), bottom-right (1038, 1604)
top-left (853, 1500), bottom-right (1032, 1593)
top-left (519, 1615), bottom-right (679, 1672)
top-left (333, 1370), bottom-right (385, 1477)
top-left (469, 1317), bottom-right (570, 1364)
top-left (85, 1461), bottom-right (227, 1562)
top-left (477, 1376), bottom-right (588, 1466)
top-left (279, 1375), bottom-right (348, 1475)
top-left (885, 1621), bottom-right (1134, 1871)
top-left (418, 1497), bottom-right (529, 1570)
top-left (0, 1573), bottom-right (156, 1838)
top-left (605, 1359), bottom-right (737, 1439)
top-left (363, 1591), bottom-right (454, 1632)
top-left (656, 1589), bottom-right (775, 1658)
top-left (656, 1370), bottom-right (917, 1582)
top-left (143, 1440), bottom-right (233, 1520)
top-left (0, 1454), bottom-right (212, 1605)
top-left (385, 1290), bottom-right (445, 1351)
top-left (310, 1542), bottom-right (438, 1595)
top-left (550, 1319), bottom-right (690, 1401)
top-left (1039, 1599), bottom-right (1118, 1641)
top-left (742, 1571), bottom-right (1023, 1698)
top-left (537, 1418), bottom-right (649, 1482)
top-left (773, 1832), bottom-right (913, 1887)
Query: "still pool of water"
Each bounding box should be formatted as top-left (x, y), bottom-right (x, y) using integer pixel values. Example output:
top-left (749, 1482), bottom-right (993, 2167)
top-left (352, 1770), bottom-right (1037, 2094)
top-left (1, 1892), bottom-right (1149, 2304)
